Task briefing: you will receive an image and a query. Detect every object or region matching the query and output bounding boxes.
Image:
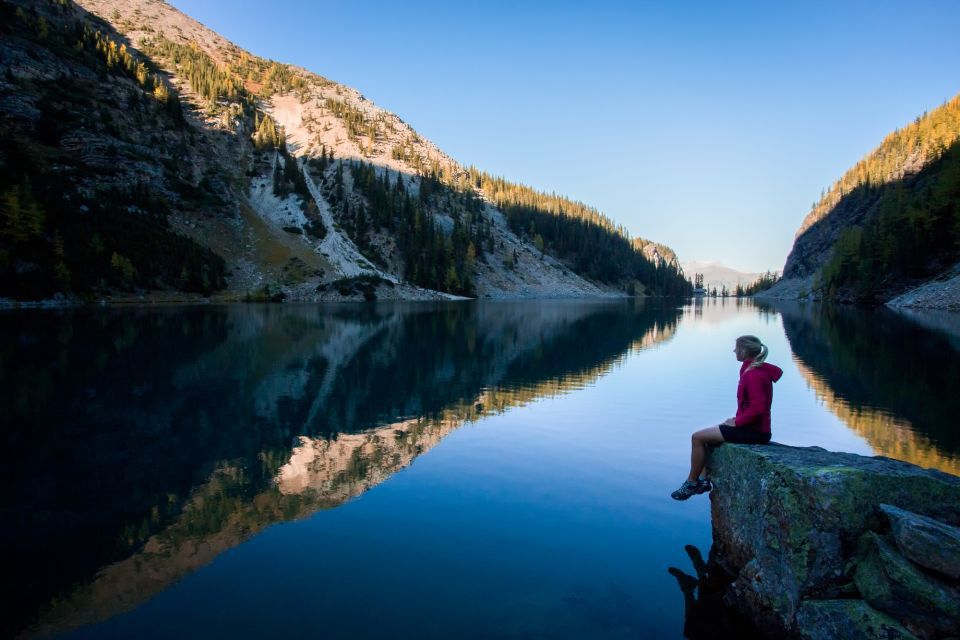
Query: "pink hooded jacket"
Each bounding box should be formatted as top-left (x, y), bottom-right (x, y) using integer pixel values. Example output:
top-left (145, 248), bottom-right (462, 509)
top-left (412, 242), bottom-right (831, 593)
top-left (734, 359), bottom-right (784, 433)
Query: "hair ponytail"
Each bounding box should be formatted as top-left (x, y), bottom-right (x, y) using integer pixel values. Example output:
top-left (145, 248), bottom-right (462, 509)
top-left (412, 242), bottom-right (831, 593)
top-left (736, 335), bottom-right (767, 369)
top-left (754, 343), bottom-right (768, 368)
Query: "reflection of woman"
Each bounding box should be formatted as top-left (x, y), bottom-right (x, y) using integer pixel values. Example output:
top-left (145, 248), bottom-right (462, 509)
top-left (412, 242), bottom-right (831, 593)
top-left (671, 335), bottom-right (783, 501)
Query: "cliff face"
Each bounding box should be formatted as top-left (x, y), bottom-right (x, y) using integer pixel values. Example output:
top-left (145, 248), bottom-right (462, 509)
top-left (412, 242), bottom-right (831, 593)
top-left (781, 187), bottom-right (883, 281)
top-left (708, 443), bottom-right (960, 639)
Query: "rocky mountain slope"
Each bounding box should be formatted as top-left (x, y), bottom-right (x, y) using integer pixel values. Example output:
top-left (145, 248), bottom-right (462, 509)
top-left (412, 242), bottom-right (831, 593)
top-left (760, 94), bottom-right (960, 307)
top-left (0, 0), bottom-right (690, 302)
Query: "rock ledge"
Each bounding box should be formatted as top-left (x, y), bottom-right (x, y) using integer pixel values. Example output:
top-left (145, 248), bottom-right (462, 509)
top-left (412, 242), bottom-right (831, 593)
top-left (708, 443), bottom-right (960, 639)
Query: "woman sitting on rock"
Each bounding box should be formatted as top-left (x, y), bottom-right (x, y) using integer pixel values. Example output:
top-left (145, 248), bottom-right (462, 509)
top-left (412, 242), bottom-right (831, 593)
top-left (671, 335), bottom-right (783, 501)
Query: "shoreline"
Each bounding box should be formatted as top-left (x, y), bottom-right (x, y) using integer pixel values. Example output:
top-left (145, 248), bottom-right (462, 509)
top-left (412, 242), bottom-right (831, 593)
top-left (754, 266), bottom-right (960, 312)
top-left (0, 291), bottom-right (642, 309)
top-left (9, 292), bottom-right (960, 312)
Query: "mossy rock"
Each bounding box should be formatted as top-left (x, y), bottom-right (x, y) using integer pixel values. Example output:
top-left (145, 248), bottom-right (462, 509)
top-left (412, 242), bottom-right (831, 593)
top-left (855, 531), bottom-right (960, 636)
top-left (708, 443), bottom-right (960, 635)
top-left (795, 599), bottom-right (918, 640)
top-left (880, 503), bottom-right (960, 580)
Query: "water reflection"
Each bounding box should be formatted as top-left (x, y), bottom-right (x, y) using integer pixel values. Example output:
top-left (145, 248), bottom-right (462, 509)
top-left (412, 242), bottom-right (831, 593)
top-left (774, 302), bottom-right (960, 473)
top-left (793, 360), bottom-right (960, 476)
top-left (0, 300), bottom-right (680, 638)
top-left (667, 545), bottom-right (761, 640)
top-left (6, 299), bottom-right (959, 638)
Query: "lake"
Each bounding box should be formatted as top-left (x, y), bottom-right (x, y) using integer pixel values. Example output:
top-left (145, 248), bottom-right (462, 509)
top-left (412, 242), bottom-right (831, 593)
top-left (3, 299), bottom-right (958, 639)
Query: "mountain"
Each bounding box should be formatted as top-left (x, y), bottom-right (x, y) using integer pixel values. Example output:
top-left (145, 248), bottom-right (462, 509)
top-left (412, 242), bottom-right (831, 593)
top-left (679, 260), bottom-right (767, 293)
top-left (760, 93), bottom-right (960, 307)
top-left (633, 237), bottom-right (678, 266)
top-left (0, 0), bottom-right (690, 302)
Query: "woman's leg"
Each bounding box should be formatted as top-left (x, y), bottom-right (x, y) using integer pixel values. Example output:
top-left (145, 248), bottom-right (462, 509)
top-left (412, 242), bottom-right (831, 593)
top-left (687, 426), bottom-right (725, 482)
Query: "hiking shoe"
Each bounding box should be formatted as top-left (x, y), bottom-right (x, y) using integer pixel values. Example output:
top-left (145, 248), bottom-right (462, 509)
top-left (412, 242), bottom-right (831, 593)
top-left (671, 479), bottom-right (706, 501)
top-left (671, 478), bottom-right (711, 500)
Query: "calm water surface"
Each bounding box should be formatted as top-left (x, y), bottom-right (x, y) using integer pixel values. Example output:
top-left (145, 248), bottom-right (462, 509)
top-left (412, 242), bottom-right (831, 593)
top-left (2, 299), bottom-right (958, 639)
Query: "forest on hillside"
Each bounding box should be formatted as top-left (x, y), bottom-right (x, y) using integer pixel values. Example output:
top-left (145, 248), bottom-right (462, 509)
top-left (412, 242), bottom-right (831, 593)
top-left (779, 91), bottom-right (960, 302)
top-left (2, 0), bottom-right (691, 301)
top-left (815, 138), bottom-right (960, 301)
top-left (0, 0), bottom-right (228, 299)
top-left (803, 94), bottom-right (960, 235)
top-left (452, 166), bottom-right (690, 296)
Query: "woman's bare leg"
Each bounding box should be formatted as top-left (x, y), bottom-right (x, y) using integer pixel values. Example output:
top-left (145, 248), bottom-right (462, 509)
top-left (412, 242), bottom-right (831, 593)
top-left (687, 426), bottom-right (725, 481)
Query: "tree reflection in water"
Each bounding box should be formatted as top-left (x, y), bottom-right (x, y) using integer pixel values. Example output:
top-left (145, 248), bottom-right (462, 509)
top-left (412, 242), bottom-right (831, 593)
top-left (774, 302), bottom-right (960, 472)
top-left (0, 300), bottom-right (681, 638)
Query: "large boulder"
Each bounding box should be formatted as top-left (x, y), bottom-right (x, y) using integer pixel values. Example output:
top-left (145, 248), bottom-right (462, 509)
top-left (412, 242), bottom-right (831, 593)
top-left (880, 503), bottom-right (960, 580)
top-left (707, 443), bottom-right (960, 635)
top-left (854, 531), bottom-right (960, 638)
top-left (794, 599), bottom-right (918, 640)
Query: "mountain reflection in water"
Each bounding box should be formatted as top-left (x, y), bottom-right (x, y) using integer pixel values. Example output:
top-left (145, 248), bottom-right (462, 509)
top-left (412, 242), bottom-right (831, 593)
top-left (3, 299), bottom-right (959, 639)
top-left (1, 300), bottom-right (679, 638)
top-left (774, 302), bottom-right (960, 474)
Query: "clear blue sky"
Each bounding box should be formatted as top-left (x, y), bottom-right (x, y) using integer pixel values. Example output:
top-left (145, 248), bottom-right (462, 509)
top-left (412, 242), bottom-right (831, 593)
top-left (170, 0), bottom-right (960, 273)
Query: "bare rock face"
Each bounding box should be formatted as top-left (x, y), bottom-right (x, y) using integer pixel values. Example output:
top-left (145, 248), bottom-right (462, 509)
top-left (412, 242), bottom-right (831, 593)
top-left (781, 188), bottom-right (882, 281)
top-left (707, 443), bottom-right (960, 638)
top-left (880, 503), bottom-right (960, 580)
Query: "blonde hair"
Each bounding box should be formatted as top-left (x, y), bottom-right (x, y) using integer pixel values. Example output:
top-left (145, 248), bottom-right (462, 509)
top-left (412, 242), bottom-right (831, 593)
top-left (736, 335), bottom-right (767, 369)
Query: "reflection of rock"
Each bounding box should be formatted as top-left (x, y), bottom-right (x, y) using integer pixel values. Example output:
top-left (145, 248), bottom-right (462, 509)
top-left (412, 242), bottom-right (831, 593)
top-left (168, 305), bottom-right (398, 429)
top-left (708, 443), bottom-right (960, 638)
top-left (276, 417), bottom-right (453, 496)
top-left (794, 360), bottom-right (960, 476)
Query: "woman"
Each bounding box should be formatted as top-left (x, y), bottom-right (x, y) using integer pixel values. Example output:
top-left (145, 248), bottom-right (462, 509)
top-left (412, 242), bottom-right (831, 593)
top-left (671, 335), bottom-right (783, 501)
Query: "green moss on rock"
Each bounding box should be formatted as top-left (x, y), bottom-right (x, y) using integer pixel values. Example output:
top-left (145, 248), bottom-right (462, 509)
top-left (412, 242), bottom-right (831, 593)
top-left (855, 531), bottom-right (960, 636)
top-left (707, 443), bottom-right (960, 636)
top-left (795, 599), bottom-right (919, 640)
top-left (880, 503), bottom-right (960, 580)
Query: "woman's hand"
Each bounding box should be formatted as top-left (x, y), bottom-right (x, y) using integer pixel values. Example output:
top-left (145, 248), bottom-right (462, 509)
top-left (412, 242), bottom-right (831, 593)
top-left (722, 417), bottom-right (736, 426)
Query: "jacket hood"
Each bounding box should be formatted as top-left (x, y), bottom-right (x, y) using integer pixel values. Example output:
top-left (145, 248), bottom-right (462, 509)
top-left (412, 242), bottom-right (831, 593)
top-left (741, 360), bottom-right (784, 382)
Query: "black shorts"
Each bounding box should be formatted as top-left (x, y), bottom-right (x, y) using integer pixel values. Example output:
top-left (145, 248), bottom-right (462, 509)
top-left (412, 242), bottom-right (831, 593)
top-left (719, 424), bottom-right (771, 445)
